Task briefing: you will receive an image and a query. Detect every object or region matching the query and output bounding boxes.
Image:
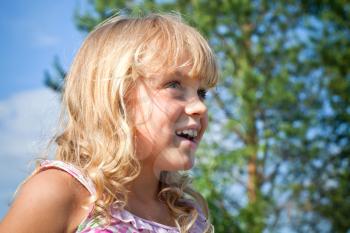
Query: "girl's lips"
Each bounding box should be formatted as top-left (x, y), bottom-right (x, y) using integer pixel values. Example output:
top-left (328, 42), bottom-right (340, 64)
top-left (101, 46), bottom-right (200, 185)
top-left (174, 124), bottom-right (202, 143)
top-left (176, 135), bottom-right (198, 150)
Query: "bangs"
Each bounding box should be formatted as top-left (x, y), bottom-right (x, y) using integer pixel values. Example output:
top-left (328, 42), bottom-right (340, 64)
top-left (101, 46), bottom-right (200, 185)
top-left (131, 14), bottom-right (219, 88)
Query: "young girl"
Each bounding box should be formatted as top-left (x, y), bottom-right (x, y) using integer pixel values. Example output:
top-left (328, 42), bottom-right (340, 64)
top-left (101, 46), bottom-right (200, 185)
top-left (0, 13), bottom-right (218, 233)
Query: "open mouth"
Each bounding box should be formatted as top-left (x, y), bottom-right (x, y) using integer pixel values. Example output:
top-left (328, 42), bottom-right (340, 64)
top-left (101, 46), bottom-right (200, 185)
top-left (175, 129), bottom-right (198, 142)
top-left (176, 133), bottom-right (194, 141)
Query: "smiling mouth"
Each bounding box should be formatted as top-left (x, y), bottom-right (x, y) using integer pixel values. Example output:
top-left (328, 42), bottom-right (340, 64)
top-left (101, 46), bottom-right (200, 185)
top-left (175, 129), bottom-right (198, 142)
top-left (176, 133), bottom-right (195, 141)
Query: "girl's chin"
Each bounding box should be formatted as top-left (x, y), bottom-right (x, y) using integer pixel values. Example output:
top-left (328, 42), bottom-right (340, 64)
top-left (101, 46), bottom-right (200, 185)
top-left (152, 151), bottom-right (195, 172)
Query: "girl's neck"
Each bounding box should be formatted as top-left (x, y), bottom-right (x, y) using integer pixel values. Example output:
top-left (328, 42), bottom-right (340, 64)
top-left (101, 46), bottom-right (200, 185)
top-left (125, 162), bottom-right (175, 226)
top-left (127, 160), bottom-right (161, 203)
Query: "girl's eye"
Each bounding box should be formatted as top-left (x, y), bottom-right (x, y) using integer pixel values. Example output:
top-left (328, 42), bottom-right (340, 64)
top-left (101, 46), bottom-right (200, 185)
top-left (166, 81), bottom-right (181, 89)
top-left (197, 89), bottom-right (207, 100)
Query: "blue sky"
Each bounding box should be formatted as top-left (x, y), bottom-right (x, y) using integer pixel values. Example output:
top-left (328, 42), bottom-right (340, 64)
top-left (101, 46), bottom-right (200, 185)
top-left (0, 0), bottom-right (85, 99)
top-left (0, 0), bottom-right (86, 218)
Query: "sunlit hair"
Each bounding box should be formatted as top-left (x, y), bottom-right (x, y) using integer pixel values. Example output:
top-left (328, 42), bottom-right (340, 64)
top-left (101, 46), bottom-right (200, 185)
top-left (55, 13), bottom-right (218, 233)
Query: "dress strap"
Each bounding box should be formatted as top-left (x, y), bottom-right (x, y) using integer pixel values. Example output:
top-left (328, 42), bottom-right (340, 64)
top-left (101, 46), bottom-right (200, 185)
top-left (35, 160), bottom-right (96, 197)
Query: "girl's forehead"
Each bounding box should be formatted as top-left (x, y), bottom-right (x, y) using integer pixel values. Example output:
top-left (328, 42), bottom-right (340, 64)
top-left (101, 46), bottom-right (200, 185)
top-left (142, 53), bottom-right (193, 77)
top-left (136, 46), bottom-right (217, 88)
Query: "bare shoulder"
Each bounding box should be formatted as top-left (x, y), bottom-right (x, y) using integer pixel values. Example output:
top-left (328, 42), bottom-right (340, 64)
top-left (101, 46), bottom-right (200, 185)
top-left (0, 168), bottom-right (90, 233)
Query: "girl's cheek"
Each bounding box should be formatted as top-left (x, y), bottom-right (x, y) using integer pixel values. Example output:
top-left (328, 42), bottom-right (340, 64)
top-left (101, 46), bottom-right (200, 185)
top-left (201, 114), bottom-right (209, 133)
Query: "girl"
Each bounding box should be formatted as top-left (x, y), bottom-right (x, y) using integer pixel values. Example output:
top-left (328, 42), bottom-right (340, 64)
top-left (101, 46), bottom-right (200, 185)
top-left (0, 13), bottom-right (218, 233)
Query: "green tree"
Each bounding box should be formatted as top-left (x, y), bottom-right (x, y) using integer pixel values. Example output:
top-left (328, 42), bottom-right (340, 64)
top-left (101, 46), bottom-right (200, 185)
top-left (289, 1), bottom-right (350, 232)
top-left (45, 1), bottom-right (350, 232)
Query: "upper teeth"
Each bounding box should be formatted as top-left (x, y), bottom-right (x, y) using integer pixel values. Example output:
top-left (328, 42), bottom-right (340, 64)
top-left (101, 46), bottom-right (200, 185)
top-left (176, 129), bottom-right (198, 138)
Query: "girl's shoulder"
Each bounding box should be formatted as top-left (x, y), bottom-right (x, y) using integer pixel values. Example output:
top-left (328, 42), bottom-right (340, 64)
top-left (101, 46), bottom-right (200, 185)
top-left (0, 160), bottom-right (91, 233)
top-left (37, 160), bottom-right (96, 196)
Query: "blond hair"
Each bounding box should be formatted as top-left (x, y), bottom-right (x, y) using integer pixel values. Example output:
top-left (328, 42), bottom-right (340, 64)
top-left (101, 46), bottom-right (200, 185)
top-left (55, 13), bottom-right (218, 232)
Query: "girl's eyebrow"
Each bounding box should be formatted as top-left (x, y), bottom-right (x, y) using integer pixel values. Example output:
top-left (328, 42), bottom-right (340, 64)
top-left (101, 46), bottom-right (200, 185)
top-left (148, 69), bottom-right (188, 88)
top-left (161, 71), bottom-right (183, 82)
top-left (165, 70), bottom-right (191, 83)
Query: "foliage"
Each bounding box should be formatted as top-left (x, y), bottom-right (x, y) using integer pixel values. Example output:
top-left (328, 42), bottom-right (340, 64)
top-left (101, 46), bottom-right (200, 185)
top-left (45, 0), bottom-right (350, 232)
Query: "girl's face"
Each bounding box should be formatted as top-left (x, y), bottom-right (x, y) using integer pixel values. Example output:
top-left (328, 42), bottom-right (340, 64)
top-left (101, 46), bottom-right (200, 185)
top-left (133, 64), bottom-right (208, 173)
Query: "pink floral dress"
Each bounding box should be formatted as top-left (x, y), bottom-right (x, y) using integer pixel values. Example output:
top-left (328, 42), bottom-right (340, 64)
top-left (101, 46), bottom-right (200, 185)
top-left (36, 160), bottom-right (209, 233)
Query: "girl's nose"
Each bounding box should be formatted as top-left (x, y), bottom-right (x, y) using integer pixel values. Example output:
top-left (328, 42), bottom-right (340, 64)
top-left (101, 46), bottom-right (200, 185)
top-left (184, 96), bottom-right (208, 117)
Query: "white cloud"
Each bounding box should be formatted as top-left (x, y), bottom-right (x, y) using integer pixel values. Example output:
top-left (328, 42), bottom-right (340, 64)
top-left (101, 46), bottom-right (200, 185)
top-left (0, 88), bottom-right (60, 158)
top-left (33, 32), bottom-right (61, 47)
top-left (0, 88), bottom-right (60, 218)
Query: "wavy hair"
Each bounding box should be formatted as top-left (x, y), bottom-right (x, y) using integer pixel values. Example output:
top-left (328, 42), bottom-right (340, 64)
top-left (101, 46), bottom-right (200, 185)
top-left (54, 13), bottom-right (218, 233)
